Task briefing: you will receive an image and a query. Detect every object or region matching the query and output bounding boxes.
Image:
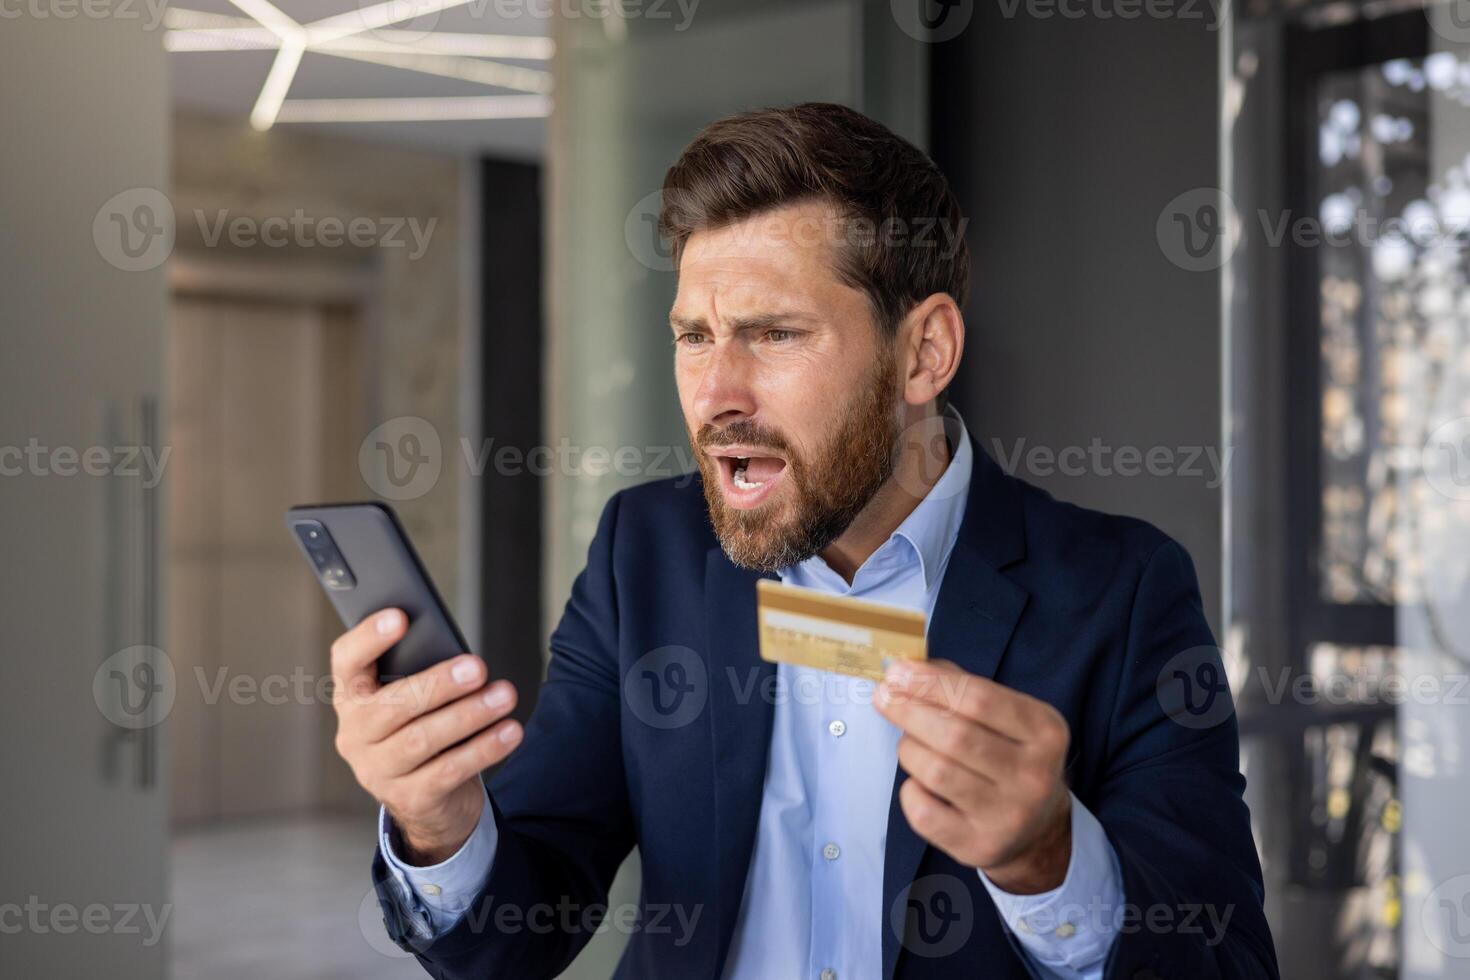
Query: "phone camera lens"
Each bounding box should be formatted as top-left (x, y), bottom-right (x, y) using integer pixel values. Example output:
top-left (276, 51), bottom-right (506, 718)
top-left (295, 520), bottom-right (354, 589)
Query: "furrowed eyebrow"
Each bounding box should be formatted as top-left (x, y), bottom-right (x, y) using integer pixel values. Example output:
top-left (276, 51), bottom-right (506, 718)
top-left (669, 311), bottom-right (814, 334)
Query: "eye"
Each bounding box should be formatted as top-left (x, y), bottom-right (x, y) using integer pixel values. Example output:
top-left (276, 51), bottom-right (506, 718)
top-left (674, 332), bottom-right (709, 348)
top-left (765, 329), bottom-right (798, 343)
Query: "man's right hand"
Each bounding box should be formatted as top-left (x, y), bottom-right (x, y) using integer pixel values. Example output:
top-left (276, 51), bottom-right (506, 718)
top-left (330, 608), bottom-right (522, 866)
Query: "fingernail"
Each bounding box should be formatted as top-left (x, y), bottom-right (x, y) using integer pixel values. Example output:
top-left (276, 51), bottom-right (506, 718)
top-left (376, 610), bottom-right (402, 635)
top-left (483, 683), bottom-right (512, 709)
top-left (452, 657), bottom-right (480, 685)
top-left (498, 722), bottom-right (522, 745)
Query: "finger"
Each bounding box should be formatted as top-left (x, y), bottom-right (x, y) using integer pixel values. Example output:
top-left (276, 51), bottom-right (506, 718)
top-left (330, 608), bottom-right (406, 706)
top-left (877, 688), bottom-right (1021, 782)
top-left (899, 777), bottom-right (974, 862)
top-left (897, 734), bottom-right (997, 813)
top-left (356, 654), bottom-right (489, 744)
top-left (399, 718), bottom-right (524, 801)
top-left (379, 681), bottom-right (519, 777)
top-left (882, 659), bottom-right (1040, 741)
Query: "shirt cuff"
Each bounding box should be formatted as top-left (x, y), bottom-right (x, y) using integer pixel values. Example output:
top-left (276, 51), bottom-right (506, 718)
top-left (977, 793), bottom-right (1122, 980)
top-left (378, 781), bottom-right (499, 938)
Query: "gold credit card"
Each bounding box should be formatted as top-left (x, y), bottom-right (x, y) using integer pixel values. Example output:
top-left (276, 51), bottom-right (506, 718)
top-left (755, 579), bottom-right (927, 681)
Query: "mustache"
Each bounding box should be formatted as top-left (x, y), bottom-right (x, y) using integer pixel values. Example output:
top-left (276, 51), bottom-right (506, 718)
top-left (696, 419), bottom-right (791, 455)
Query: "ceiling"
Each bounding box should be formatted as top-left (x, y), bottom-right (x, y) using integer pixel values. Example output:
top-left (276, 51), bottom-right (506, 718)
top-left (166, 0), bottom-right (550, 158)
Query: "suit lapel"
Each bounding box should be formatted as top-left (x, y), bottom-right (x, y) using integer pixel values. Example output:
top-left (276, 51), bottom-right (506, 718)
top-left (881, 440), bottom-right (1031, 980)
top-left (704, 548), bottom-right (777, 977)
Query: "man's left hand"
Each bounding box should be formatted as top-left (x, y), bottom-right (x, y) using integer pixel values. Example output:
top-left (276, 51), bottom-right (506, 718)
top-left (875, 658), bottom-right (1073, 895)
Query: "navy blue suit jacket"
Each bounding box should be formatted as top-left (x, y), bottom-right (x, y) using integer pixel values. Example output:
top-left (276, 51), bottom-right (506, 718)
top-left (374, 439), bottom-right (1278, 979)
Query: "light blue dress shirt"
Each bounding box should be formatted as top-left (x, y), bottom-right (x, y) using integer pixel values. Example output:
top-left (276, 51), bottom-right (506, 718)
top-left (381, 411), bottom-right (1123, 978)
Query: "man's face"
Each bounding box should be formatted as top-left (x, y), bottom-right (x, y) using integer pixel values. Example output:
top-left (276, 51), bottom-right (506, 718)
top-left (671, 199), bottom-right (903, 572)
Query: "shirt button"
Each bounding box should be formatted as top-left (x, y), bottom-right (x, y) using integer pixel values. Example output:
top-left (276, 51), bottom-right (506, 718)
top-left (421, 884), bottom-right (442, 897)
top-left (822, 843), bottom-right (841, 861)
top-left (1016, 917), bottom-right (1032, 934)
top-left (828, 720), bottom-right (846, 737)
top-left (820, 970), bottom-right (837, 980)
top-left (1055, 922), bottom-right (1076, 939)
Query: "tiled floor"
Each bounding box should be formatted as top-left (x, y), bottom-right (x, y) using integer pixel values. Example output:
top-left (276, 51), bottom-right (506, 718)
top-left (170, 811), bottom-right (424, 980)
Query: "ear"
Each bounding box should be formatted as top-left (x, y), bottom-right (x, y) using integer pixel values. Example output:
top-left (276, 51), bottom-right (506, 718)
top-left (898, 294), bottom-right (965, 409)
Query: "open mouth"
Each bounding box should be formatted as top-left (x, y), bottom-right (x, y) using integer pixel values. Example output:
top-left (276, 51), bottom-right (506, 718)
top-left (708, 447), bottom-right (789, 509)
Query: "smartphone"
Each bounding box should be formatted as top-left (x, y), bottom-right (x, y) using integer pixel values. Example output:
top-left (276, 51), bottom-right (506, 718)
top-left (286, 502), bottom-right (471, 682)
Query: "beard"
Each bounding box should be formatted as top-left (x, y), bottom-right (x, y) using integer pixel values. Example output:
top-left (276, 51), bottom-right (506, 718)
top-left (692, 353), bottom-right (902, 574)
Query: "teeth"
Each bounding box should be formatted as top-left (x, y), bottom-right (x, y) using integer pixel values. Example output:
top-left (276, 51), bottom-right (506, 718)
top-left (732, 458), bottom-right (764, 491)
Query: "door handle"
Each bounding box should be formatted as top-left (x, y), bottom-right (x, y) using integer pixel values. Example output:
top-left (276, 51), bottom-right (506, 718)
top-left (138, 394), bottom-right (159, 790)
top-left (96, 394), bottom-right (162, 792)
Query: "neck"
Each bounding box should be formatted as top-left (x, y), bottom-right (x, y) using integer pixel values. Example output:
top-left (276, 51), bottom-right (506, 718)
top-left (818, 413), bottom-right (953, 584)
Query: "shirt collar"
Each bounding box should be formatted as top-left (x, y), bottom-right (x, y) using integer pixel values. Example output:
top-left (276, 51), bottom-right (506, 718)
top-left (890, 406), bottom-right (972, 590)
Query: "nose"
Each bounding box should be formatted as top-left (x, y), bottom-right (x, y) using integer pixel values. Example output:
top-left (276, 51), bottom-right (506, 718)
top-left (690, 339), bottom-right (757, 428)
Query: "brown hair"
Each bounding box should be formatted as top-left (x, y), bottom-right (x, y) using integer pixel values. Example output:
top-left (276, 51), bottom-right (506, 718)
top-left (657, 102), bottom-right (971, 344)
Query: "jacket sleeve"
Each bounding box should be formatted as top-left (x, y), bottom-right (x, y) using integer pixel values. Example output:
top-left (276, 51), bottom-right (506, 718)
top-left (1095, 539), bottom-right (1279, 979)
top-left (373, 490), bottom-right (635, 979)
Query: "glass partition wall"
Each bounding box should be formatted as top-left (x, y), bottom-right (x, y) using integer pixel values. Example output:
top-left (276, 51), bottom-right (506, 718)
top-left (543, 3), bottom-right (927, 974)
top-left (1231, 6), bottom-right (1470, 976)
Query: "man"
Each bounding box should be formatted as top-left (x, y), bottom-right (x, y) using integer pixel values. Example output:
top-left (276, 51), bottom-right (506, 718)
top-left (330, 103), bottom-right (1277, 979)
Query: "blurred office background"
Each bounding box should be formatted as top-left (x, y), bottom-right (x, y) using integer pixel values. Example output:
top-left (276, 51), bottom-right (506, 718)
top-left (3, 0), bottom-right (1470, 976)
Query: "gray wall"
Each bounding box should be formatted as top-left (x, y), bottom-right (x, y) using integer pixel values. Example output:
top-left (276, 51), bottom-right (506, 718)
top-left (932, 10), bottom-right (1226, 631)
top-left (0, 18), bottom-right (171, 979)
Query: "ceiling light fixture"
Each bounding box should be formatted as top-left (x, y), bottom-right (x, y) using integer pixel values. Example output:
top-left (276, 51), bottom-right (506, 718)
top-left (313, 44), bottom-right (552, 93)
top-left (164, 23), bottom-right (552, 61)
top-left (164, 28), bottom-right (278, 52)
top-left (251, 36), bottom-right (306, 131)
top-left (274, 94), bottom-right (552, 123)
top-left (165, 4), bottom-right (554, 130)
top-left (302, 0), bottom-right (474, 46)
top-left (226, 0), bottom-right (302, 43)
top-left (324, 30), bottom-right (553, 61)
